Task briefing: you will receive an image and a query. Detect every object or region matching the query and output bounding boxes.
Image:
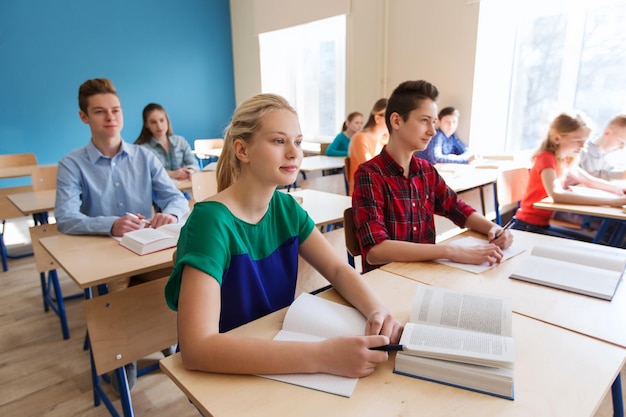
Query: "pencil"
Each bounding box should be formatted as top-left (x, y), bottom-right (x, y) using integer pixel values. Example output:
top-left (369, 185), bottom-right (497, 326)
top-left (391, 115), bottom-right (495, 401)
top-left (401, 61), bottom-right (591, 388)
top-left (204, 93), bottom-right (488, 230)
top-left (493, 218), bottom-right (515, 241)
top-left (125, 212), bottom-right (151, 226)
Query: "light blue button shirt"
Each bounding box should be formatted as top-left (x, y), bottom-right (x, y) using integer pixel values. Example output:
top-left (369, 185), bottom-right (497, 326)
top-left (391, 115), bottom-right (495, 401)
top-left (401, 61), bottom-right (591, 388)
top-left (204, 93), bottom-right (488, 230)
top-left (55, 140), bottom-right (190, 235)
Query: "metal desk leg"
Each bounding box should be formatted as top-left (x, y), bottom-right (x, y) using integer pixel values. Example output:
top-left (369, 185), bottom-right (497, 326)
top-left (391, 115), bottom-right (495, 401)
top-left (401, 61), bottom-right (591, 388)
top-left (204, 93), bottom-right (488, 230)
top-left (612, 373), bottom-right (623, 417)
top-left (492, 182), bottom-right (501, 225)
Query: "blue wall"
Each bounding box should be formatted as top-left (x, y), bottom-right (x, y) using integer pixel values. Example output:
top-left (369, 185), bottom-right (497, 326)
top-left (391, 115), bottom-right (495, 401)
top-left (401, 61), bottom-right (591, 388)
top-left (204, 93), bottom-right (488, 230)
top-left (0, 0), bottom-right (235, 171)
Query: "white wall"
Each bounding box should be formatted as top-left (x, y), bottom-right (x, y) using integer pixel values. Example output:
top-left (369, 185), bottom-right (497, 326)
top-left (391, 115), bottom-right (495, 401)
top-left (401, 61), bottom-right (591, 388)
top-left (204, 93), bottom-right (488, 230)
top-left (230, 0), bottom-right (480, 142)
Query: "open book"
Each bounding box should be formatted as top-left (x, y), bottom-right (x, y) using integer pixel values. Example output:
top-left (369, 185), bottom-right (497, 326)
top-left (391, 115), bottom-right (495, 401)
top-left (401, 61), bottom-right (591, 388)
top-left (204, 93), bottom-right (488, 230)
top-left (394, 285), bottom-right (515, 400)
top-left (258, 293), bottom-right (367, 397)
top-left (436, 236), bottom-right (526, 273)
top-left (509, 244), bottom-right (625, 300)
top-left (119, 222), bottom-right (183, 255)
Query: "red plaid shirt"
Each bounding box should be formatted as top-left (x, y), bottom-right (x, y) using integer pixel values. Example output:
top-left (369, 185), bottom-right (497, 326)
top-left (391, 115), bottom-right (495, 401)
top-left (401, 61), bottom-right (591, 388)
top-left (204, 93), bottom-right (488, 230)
top-left (352, 148), bottom-right (475, 272)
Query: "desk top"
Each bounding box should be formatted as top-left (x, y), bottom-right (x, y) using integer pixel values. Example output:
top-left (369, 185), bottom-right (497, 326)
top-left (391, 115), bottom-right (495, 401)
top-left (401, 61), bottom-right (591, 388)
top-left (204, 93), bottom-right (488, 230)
top-left (39, 234), bottom-right (175, 289)
top-left (289, 189), bottom-right (351, 227)
top-left (39, 190), bottom-right (348, 289)
top-left (192, 148), bottom-right (222, 158)
top-left (381, 229), bottom-right (626, 348)
top-left (300, 156), bottom-right (345, 172)
top-left (172, 178), bottom-right (192, 191)
top-left (7, 189), bottom-right (55, 215)
top-left (6, 180), bottom-right (190, 215)
top-left (534, 197), bottom-right (626, 221)
top-left (160, 268), bottom-right (626, 417)
top-left (438, 167), bottom-right (499, 193)
top-left (301, 141), bottom-right (322, 155)
top-left (0, 165), bottom-right (37, 180)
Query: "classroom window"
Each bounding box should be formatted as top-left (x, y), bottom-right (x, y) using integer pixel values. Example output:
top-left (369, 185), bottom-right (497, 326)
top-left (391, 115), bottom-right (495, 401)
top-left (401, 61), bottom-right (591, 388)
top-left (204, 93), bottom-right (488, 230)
top-left (259, 15), bottom-right (346, 141)
top-left (471, 0), bottom-right (626, 155)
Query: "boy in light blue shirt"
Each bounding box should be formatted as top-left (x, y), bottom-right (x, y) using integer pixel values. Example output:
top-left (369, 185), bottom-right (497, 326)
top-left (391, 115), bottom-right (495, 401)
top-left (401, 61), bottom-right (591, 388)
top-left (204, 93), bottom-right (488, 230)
top-left (55, 78), bottom-right (189, 237)
top-left (54, 78), bottom-right (189, 392)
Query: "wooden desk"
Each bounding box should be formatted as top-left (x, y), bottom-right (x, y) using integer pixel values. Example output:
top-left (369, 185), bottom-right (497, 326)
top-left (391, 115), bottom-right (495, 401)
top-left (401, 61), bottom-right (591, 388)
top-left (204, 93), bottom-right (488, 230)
top-left (301, 141), bottom-right (322, 155)
top-left (381, 229), bottom-right (626, 349)
top-left (192, 148), bottom-right (222, 158)
top-left (160, 268), bottom-right (626, 417)
top-left (288, 189), bottom-right (351, 228)
top-left (37, 189), bottom-right (348, 290)
top-left (7, 189), bottom-right (55, 216)
top-left (534, 197), bottom-right (626, 221)
top-left (438, 166), bottom-right (501, 224)
top-left (300, 156), bottom-right (345, 173)
top-left (172, 178), bottom-right (192, 191)
top-left (534, 197), bottom-right (626, 245)
top-left (39, 234), bottom-right (175, 289)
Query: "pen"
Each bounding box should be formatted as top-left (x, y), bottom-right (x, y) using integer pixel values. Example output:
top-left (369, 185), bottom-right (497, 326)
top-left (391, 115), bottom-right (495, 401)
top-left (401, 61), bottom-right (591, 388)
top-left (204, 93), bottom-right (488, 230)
top-left (492, 218), bottom-right (515, 241)
top-left (369, 344), bottom-right (404, 352)
top-left (125, 212), bottom-right (151, 226)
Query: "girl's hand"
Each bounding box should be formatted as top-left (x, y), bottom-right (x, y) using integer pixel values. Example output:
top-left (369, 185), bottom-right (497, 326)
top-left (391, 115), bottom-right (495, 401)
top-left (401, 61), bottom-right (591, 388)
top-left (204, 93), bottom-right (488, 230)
top-left (317, 335), bottom-right (392, 378)
top-left (365, 310), bottom-right (403, 344)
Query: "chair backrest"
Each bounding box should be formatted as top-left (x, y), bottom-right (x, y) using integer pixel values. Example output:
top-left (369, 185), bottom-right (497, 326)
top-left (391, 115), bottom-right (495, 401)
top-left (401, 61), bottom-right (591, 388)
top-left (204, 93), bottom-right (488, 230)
top-left (191, 170), bottom-right (218, 203)
top-left (497, 167), bottom-right (530, 214)
top-left (83, 277), bottom-right (178, 376)
top-left (343, 157), bottom-right (351, 196)
top-left (31, 165), bottom-right (58, 191)
top-left (29, 223), bottom-right (61, 273)
top-left (0, 153), bottom-right (37, 168)
top-left (320, 143), bottom-right (330, 155)
top-left (343, 207), bottom-right (361, 259)
top-left (194, 138), bottom-right (224, 153)
top-left (0, 185), bottom-right (33, 220)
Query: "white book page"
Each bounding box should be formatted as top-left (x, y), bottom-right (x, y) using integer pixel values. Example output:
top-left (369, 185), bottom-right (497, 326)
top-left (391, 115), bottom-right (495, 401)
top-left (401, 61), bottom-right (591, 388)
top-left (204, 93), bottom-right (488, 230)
top-left (119, 222), bottom-right (183, 244)
top-left (399, 322), bottom-right (515, 368)
top-left (530, 244), bottom-right (626, 272)
top-left (157, 221), bottom-right (184, 236)
top-left (410, 285), bottom-right (513, 337)
top-left (281, 293), bottom-right (367, 339)
top-left (258, 330), bottom-right (358, 397)
top-left (510, 256), bottom-right (622, 300)
top-left (435, 236), bottom-right (526, 274)
top-left (257, 294), bottom-right (366, 397)
top-left (122, 228), bottom-right (172, 244)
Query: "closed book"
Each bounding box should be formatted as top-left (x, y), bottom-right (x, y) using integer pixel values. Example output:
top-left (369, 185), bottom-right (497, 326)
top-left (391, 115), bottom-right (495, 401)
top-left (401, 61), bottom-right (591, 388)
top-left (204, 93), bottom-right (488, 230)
top-left (119, 223), bottom-right (183, 255)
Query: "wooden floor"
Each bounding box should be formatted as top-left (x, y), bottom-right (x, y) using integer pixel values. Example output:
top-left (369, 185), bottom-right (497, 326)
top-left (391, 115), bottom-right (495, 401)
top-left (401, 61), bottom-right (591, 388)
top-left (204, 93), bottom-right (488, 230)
top-left (0, 227), bottom-right (623, 416)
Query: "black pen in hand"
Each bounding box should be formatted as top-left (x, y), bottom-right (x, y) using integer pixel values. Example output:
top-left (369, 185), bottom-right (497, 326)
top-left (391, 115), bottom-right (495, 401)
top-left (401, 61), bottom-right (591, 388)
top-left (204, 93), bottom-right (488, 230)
top-left (369, 344), bottom-right (404, 352)
top-left (490, 218), bottom-right (515, 242)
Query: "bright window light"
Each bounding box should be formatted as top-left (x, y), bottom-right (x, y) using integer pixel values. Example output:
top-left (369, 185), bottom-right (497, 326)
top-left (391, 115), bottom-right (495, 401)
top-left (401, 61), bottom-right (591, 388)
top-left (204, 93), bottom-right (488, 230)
top-left (259, 15), bottom-right (346, 141)
top-left (472, 0), bottom-right (626, 156)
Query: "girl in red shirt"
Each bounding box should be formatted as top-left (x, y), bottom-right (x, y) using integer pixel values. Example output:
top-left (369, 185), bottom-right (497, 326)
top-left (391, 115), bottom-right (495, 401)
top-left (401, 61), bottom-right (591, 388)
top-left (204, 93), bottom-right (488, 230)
top-left (513, 111), bottom-right (626, 239)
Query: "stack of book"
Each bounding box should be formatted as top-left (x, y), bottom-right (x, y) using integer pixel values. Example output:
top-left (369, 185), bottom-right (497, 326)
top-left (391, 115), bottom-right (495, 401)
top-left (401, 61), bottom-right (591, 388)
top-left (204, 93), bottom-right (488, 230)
top-left (393, 285), bottom-right (515, 400)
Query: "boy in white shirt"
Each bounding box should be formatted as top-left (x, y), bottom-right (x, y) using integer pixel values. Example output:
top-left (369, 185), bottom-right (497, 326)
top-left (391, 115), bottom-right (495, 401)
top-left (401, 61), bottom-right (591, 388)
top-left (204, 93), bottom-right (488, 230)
top-left (578, 114), bottom-right (626, 180)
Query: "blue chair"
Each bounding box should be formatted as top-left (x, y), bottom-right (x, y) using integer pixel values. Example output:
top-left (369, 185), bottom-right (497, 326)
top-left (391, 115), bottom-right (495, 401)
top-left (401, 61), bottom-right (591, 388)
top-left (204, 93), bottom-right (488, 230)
top-left (29, 223), bottom-right (82, 339)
